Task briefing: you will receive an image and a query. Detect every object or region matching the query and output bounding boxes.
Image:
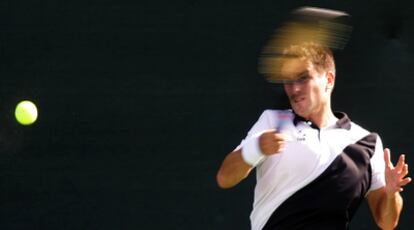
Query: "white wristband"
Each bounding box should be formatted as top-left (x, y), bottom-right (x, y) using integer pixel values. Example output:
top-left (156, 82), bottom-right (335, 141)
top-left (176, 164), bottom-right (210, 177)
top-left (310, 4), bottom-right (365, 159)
top-left (241, 136), bottom-right (265, 167)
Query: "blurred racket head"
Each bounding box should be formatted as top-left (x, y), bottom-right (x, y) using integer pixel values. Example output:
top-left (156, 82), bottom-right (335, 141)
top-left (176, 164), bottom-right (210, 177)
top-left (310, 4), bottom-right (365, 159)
top-left (259, 6), bottom-right (352, 83)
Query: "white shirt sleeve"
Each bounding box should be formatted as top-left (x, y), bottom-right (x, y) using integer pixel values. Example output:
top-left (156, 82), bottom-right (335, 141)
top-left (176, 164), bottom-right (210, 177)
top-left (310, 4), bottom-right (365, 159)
top-left (235, 110), bottom-right (274, 149)
top-left (368, 135), bottom-right (386, 192)
top-left (235, 110), bottom-right (278, 166)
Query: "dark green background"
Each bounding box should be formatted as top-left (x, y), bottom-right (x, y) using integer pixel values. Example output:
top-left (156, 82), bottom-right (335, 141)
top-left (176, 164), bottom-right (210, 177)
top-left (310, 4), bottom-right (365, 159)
top-left (1, 0), bottom-right (413, 229)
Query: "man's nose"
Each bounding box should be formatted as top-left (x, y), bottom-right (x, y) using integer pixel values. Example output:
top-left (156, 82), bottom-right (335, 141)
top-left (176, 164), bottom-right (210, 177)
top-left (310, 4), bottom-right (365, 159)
top-left (289, 82), bottom-right (301, 92)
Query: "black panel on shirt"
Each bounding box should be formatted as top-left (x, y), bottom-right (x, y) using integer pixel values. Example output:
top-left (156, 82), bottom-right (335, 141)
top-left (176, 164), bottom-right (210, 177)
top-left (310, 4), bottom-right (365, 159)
top-left (262, 133), bottom-right (378, 230)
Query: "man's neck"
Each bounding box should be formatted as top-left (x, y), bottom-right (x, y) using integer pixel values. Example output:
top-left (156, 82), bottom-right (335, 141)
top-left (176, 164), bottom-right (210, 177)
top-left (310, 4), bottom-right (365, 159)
top-left (308, 109), bottom-right (337, 129)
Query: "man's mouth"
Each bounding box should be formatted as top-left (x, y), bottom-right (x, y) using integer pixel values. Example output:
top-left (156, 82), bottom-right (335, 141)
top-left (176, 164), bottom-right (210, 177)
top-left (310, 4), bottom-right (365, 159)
top-left (292, 96), bottom-right (305, 103)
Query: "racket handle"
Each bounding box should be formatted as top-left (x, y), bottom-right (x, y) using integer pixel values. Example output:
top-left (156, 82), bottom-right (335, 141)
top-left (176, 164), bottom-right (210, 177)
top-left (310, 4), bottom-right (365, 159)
top-left (277, 113), bottom-right (295, 141)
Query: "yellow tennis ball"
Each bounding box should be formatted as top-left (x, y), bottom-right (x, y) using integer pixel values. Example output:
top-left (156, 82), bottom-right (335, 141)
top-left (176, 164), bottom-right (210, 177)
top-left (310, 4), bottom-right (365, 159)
top-left (15, 100), bottom-right (38, 125)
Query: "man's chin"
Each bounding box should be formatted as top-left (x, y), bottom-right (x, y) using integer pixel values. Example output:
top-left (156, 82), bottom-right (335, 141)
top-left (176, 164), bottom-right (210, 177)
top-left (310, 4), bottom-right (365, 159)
top-left (291, 107), bottom-right (309, 118)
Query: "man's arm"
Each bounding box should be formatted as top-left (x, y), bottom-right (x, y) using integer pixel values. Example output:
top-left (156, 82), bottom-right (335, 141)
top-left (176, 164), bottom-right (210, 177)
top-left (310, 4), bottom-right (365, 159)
top-left (367, 148), bottom-right (411, 230)
top-left (367, 187), bottom-right (402, 230)
top-left (216, 129), bottom-right (287, 189)
top-left (216, 149), bottom-right (254, 189)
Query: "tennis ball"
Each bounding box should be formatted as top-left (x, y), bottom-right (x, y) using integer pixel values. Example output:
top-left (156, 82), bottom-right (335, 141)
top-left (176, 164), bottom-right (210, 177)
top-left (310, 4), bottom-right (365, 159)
top-left (15, 100), bottom-right (38, 125)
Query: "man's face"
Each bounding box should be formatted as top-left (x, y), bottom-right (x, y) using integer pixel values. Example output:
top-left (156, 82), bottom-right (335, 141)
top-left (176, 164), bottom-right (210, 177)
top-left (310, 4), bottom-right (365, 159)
top-left (281, 58), bottom-right (330, 119)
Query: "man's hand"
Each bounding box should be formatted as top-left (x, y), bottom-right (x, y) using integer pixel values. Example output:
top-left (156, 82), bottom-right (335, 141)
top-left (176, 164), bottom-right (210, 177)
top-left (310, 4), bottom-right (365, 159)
top-left (259, 129), bottom-right (290, 155)
top-left (384, 148), bottom-right (412, 195)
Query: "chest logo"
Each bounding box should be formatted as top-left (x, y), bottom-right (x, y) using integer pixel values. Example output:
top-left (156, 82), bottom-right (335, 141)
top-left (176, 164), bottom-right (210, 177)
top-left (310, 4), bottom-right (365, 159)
top-left (296, 130), bottom-right (306, 141)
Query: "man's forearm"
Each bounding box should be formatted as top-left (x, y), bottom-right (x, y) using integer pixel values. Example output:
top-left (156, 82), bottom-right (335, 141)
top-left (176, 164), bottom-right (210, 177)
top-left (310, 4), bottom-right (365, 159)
top-left (216, 149), bottom-right (253, 189)
top-left (378, 192), bottom-right (403, 230)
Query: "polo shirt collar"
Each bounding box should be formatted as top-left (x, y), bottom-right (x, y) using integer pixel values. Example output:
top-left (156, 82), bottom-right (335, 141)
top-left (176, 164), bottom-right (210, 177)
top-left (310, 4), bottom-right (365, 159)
top-left (293, 111), bottom-right (351, 130)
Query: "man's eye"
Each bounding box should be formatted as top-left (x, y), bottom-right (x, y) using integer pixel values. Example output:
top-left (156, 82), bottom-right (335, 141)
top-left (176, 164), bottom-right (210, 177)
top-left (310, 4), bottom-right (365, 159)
top-left (297, 75), bottom-right (309, 82)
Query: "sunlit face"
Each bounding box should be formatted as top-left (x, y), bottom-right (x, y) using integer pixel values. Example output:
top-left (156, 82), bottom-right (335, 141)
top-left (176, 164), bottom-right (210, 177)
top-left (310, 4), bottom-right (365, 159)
top-left (281, 58), bottom-right (331, 120)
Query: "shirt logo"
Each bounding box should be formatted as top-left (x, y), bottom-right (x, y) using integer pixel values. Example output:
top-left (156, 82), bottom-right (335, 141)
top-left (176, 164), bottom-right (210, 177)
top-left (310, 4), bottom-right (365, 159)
top-left (296, 130), bottom-right (306, 141)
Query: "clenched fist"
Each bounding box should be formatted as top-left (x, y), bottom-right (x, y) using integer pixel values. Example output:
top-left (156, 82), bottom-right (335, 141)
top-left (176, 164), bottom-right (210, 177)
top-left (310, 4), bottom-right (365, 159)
top-left (259, 129), bottom-right (290, 155)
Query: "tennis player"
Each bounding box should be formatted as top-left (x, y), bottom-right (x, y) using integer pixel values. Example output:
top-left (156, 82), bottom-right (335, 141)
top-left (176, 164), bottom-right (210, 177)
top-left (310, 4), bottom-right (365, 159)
top-left (216, 42), bottom-right (411, 230)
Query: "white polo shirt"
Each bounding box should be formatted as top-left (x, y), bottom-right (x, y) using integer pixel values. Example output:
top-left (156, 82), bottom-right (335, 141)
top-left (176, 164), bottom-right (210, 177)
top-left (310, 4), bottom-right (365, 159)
top-left (236, 110), bottom-right (385, 230)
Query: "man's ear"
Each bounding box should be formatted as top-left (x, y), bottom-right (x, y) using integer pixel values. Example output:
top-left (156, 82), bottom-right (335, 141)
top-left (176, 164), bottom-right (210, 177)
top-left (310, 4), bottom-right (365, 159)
top-left (326, 71), bottom-right (335, 91)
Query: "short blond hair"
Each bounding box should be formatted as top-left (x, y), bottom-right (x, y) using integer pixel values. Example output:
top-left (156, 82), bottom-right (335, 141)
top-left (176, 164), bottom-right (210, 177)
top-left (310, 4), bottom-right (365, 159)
top-left (282, 42), bottom-right (335, 74)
